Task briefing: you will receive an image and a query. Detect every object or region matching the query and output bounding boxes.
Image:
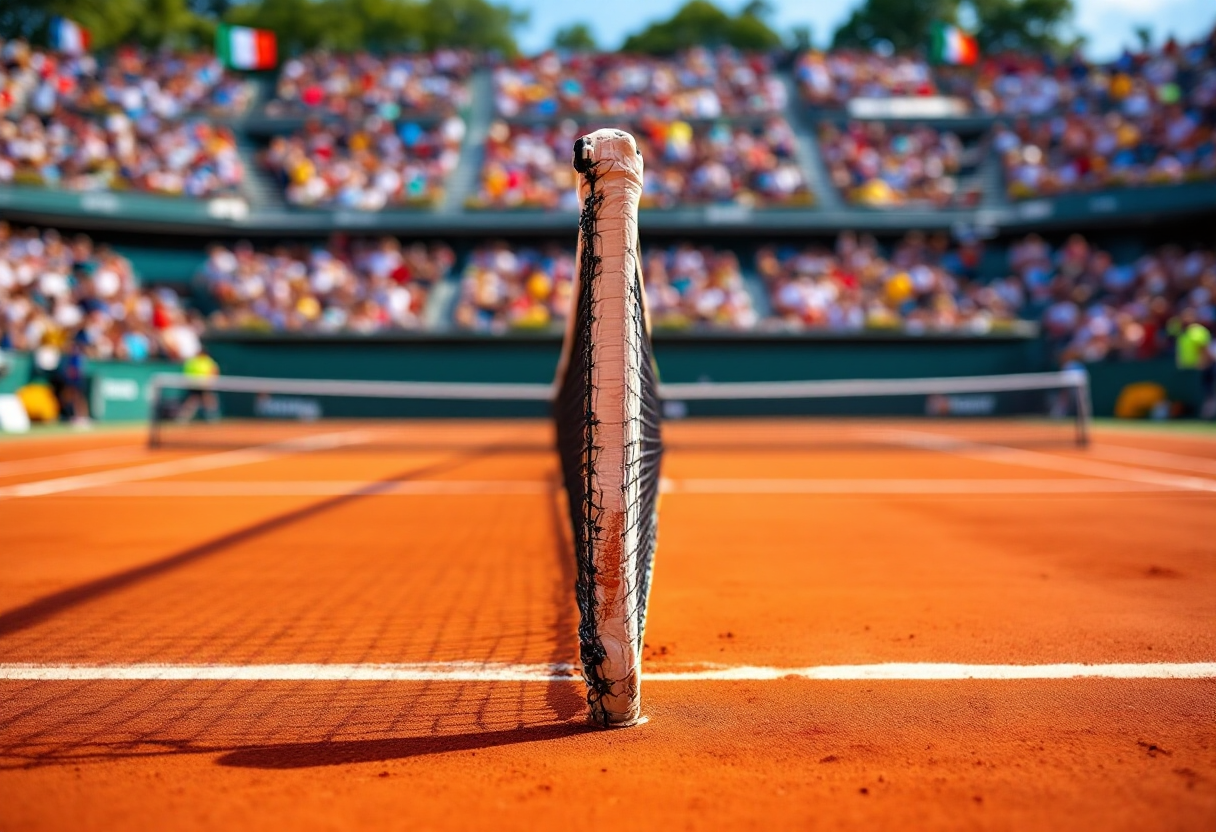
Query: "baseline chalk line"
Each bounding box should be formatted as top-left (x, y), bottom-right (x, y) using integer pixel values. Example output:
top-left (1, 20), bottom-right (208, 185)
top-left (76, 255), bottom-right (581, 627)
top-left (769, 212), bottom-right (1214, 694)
top-left (1, 662), bottom-right (1213, 682)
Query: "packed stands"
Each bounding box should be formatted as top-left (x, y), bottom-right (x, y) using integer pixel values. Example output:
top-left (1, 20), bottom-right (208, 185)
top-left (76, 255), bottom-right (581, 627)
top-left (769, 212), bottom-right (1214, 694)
top-left (644, 245), bottom-right (758, 329)
top-left (454, 242), bottom-right (758, 332)
top-left (0, 222), bottom-right (203, 362)
top-left (494, 48), bottom-right (786, 118)
top-left (202, 236), bottom-right (454, 332)
top-left (453, 242), bottom-right (574, 331)
top-left (470, 117), bottom-right (808, 210)
top-left (1, 38), bottom-right (252, 118)
top-left (1012, 233), bottom-right (1216, 362)
top-left (818, 121), bottom-right (980, 207)
top-left (0, 109), bottom-right (244, 197)
top-left (268, 50), bottom-right (473, 118)
top-left (758, 232), bottom-right (1017, 332)
top-left (795, 51), bottom-right (939, 107)
top-left (261, 115), bottom-right (464, 209)
top-left (996, 111), bottom-right (1216, 198)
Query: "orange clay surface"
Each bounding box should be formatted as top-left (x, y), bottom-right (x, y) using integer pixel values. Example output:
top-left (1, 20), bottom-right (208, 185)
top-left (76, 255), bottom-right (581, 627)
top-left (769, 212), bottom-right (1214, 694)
top-left (0, 419), bottom-right (1213, 831)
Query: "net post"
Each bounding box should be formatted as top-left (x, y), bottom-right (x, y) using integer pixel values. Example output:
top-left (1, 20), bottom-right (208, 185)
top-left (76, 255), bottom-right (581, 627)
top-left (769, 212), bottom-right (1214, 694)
top-left (1072, 368), bottom-right (1092, 448)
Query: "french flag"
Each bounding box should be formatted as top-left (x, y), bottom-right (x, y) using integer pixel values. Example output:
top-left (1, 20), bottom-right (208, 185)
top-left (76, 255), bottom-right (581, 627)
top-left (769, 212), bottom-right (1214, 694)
top-left (52, 17), bottom-right (91, 56)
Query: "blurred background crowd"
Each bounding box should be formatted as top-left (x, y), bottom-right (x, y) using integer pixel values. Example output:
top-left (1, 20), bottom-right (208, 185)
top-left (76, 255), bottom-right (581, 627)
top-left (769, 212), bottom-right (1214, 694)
top-left (2, 19), bottom-right (1212, 209)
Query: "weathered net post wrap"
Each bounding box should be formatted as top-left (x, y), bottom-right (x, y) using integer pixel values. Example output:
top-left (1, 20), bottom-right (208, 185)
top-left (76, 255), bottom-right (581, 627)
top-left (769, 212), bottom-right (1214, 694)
top-left (553, 129), bottom-right (664, 727)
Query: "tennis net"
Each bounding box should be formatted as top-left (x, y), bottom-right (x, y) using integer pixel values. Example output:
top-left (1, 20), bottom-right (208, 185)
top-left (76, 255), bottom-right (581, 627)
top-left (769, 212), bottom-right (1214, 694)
top-left (147, 367), bottom-right (1091, 449)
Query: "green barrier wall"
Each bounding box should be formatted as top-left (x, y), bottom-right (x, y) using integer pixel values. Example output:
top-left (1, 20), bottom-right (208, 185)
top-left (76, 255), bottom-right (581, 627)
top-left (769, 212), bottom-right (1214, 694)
top-left (200, 332), bottom-right (1050, 418)
top-left (1084, 359), bottom-right (1204, 416)
top-left (0, 351), bottom-right (32, 394)
top-left (87, 359), bottom-right (182, 422)
top-left (3, 344), bottom-right (1198, 425)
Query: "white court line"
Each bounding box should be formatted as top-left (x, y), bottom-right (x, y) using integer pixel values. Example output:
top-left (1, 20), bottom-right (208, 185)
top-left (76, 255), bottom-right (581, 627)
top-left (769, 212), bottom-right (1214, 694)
top-left (665, 478), bottom-right (1169, 495)
top-left (49, 478), bottom-right (1175, 497)
top-left (880, 430), bottom-right (1216, 493)
top-left (67, 480), bottom-right (554, 497)
top-left (0, 430), bottom-right (374, 500)
top-left (0, 662), bottom-right (1212, 682)
top-left (0, 446), bottom-right (148, 478)
top-left (1088, 444), bottom-right (1216, 477)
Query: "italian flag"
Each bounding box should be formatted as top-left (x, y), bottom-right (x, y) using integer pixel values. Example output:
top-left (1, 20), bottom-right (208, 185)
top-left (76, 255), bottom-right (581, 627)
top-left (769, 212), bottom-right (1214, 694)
top-left (216, 25), bottom-right (277, 71)
top-left (52, 18), bottom-right (90, 55)
top-left (930, 23), bottom-right (979, 66)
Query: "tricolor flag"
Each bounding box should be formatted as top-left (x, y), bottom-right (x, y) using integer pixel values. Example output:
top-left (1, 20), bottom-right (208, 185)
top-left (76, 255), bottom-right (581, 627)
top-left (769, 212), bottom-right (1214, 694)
top-left (51, 18), bottom-right (90, 55)
top-left (929, 22), bottom-right (979, 66)
top-left (216, 24), bottom-right (278, 71)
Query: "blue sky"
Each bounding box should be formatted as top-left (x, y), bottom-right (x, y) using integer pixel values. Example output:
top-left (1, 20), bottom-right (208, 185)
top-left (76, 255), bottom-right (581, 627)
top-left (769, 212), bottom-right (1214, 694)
top-left (513, 0), bottom-right (1216, 60)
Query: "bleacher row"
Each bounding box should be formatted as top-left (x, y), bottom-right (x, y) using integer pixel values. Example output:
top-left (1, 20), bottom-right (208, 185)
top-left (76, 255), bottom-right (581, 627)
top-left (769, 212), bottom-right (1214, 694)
top-left (3, 34), bottom-right (1214, 210)
top-left (3, 222), bottom-right (1212, 373)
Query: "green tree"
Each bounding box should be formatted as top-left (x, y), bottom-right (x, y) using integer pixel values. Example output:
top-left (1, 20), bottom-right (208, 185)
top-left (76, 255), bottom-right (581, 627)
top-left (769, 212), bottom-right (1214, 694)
top-left (225, 0), bottom-right (524, 55)
top-left (0, 0), bottom-right (168, 48)
top-left (553, 22), bottom-right (597, 51)
top-left (621, 0), bottom-right (782, 54)
top-left (0, 0), bottom-right (527, 54)
top-left (831, 0), bottom-right (1075, 55)
top-left (831, 0), bottom-right (959, 52)
top-left (969, 0), bottom-right (1075, 53)
top-left (420, 0), bottom-right (526, 53)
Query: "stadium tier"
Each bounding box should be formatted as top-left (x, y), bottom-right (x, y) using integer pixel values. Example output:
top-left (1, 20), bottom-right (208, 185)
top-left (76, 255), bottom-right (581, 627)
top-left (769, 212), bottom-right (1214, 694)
top-left (2, 36), bottom-right (1215, 233)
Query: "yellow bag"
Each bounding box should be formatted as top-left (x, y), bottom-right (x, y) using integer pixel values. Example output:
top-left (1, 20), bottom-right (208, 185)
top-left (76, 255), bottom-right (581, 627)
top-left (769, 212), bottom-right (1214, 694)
top-left (1113, 382), bottom-right (1166, 419)
top-left (17, 383), bottom-right (59, 422)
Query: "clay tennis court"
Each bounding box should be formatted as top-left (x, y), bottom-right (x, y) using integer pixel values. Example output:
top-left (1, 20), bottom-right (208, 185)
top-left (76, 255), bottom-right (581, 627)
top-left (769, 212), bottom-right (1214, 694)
top-left (0, 419), bottom-right (1213, 830)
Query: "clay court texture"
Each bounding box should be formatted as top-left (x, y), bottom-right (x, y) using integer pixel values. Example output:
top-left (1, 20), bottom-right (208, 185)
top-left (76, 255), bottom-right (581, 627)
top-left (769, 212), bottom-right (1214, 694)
top-left (0, 418), bottom-right (1213, 830)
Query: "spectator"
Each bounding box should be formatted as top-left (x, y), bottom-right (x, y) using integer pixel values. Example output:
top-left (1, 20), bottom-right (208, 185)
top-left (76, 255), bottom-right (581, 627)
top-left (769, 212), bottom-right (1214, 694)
top-left (819, 121), bottom-right (979, 207)
top-left (997, 109), bottom-right (1216, 198)
top-left (471, 117), bottom-right (808, 210)
top-left (757, 232), bottom-right (1015, 333)
top-left (0, 108), bottom-right (244, 197)
top-left (453, 242), bottom-right (759, 332)
top-left (644, 245), bottom-right (758, 330)
top-left (796, 51), bottom-right (938, 107)
top-left (262, 115), bottom-right (464, 210)
top-left (0, 222), bottom-right (202, 364)
top-left (202, 236), bottom-right (454, 332)
top-left (270, 50), bottom-right (472, 118)
top-left (494, 49), bottom-right (785, 118)
top-left (454, 243), bottom-right (575, 332)
top-left (1, 39), bottom-right (253, 119)
top-left (1006, 234), bottom-right (1216, 364)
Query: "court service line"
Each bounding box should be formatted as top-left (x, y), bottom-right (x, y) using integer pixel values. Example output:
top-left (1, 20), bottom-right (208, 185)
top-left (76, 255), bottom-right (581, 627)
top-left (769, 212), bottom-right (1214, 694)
top-left (0, 662), bottom-right (1212, 682)
top-left (0, 446), bottom-right (149, 478)
top-left (52, 478), bottom-right (1175, 497)
top-left (0, 430), bottom-right (375, 500)
top-left (881, 430), bottom-right (1216, 493)
top-left (1087, 444), bottom-right (1216, 477)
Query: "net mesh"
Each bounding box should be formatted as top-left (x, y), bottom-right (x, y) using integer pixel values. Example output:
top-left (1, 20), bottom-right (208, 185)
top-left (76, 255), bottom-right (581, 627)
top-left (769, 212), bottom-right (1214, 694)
top-left (553, 131), bottom-right (663, 727)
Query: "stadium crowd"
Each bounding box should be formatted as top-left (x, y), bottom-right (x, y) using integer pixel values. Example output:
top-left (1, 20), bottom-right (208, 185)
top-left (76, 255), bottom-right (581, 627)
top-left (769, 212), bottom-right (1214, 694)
top-left (1, 38), bottom-right (252, 119)
top-left (269, 50), bottom-right (472, 118)
top-left (0, 223), bottom-right (204, 364)
top-left (261, 115), bottom-right (464, 209)
top-left (494, 49), bottom-right (786, 118)
top-left (996, 110), bottom-right (1216, 197)
top-left (471, 117), bottom-right (808, 209)
top-left (454, 242), bottom-right (758, 332)
top-left (1010, 233), bottom-right (1215, 363)
top-left (202, 236), bottom-right (455, 331)
top-left (0, 108), bottom-right (244, 197)
top-left (759, 232), bottom-right (1018, 332)
top-left (818, 121), bottom-right (978, 207)
top-left (960, 30), bottom-right (1216, 116)
top-left (795, 51), bottom-right (939, 107)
